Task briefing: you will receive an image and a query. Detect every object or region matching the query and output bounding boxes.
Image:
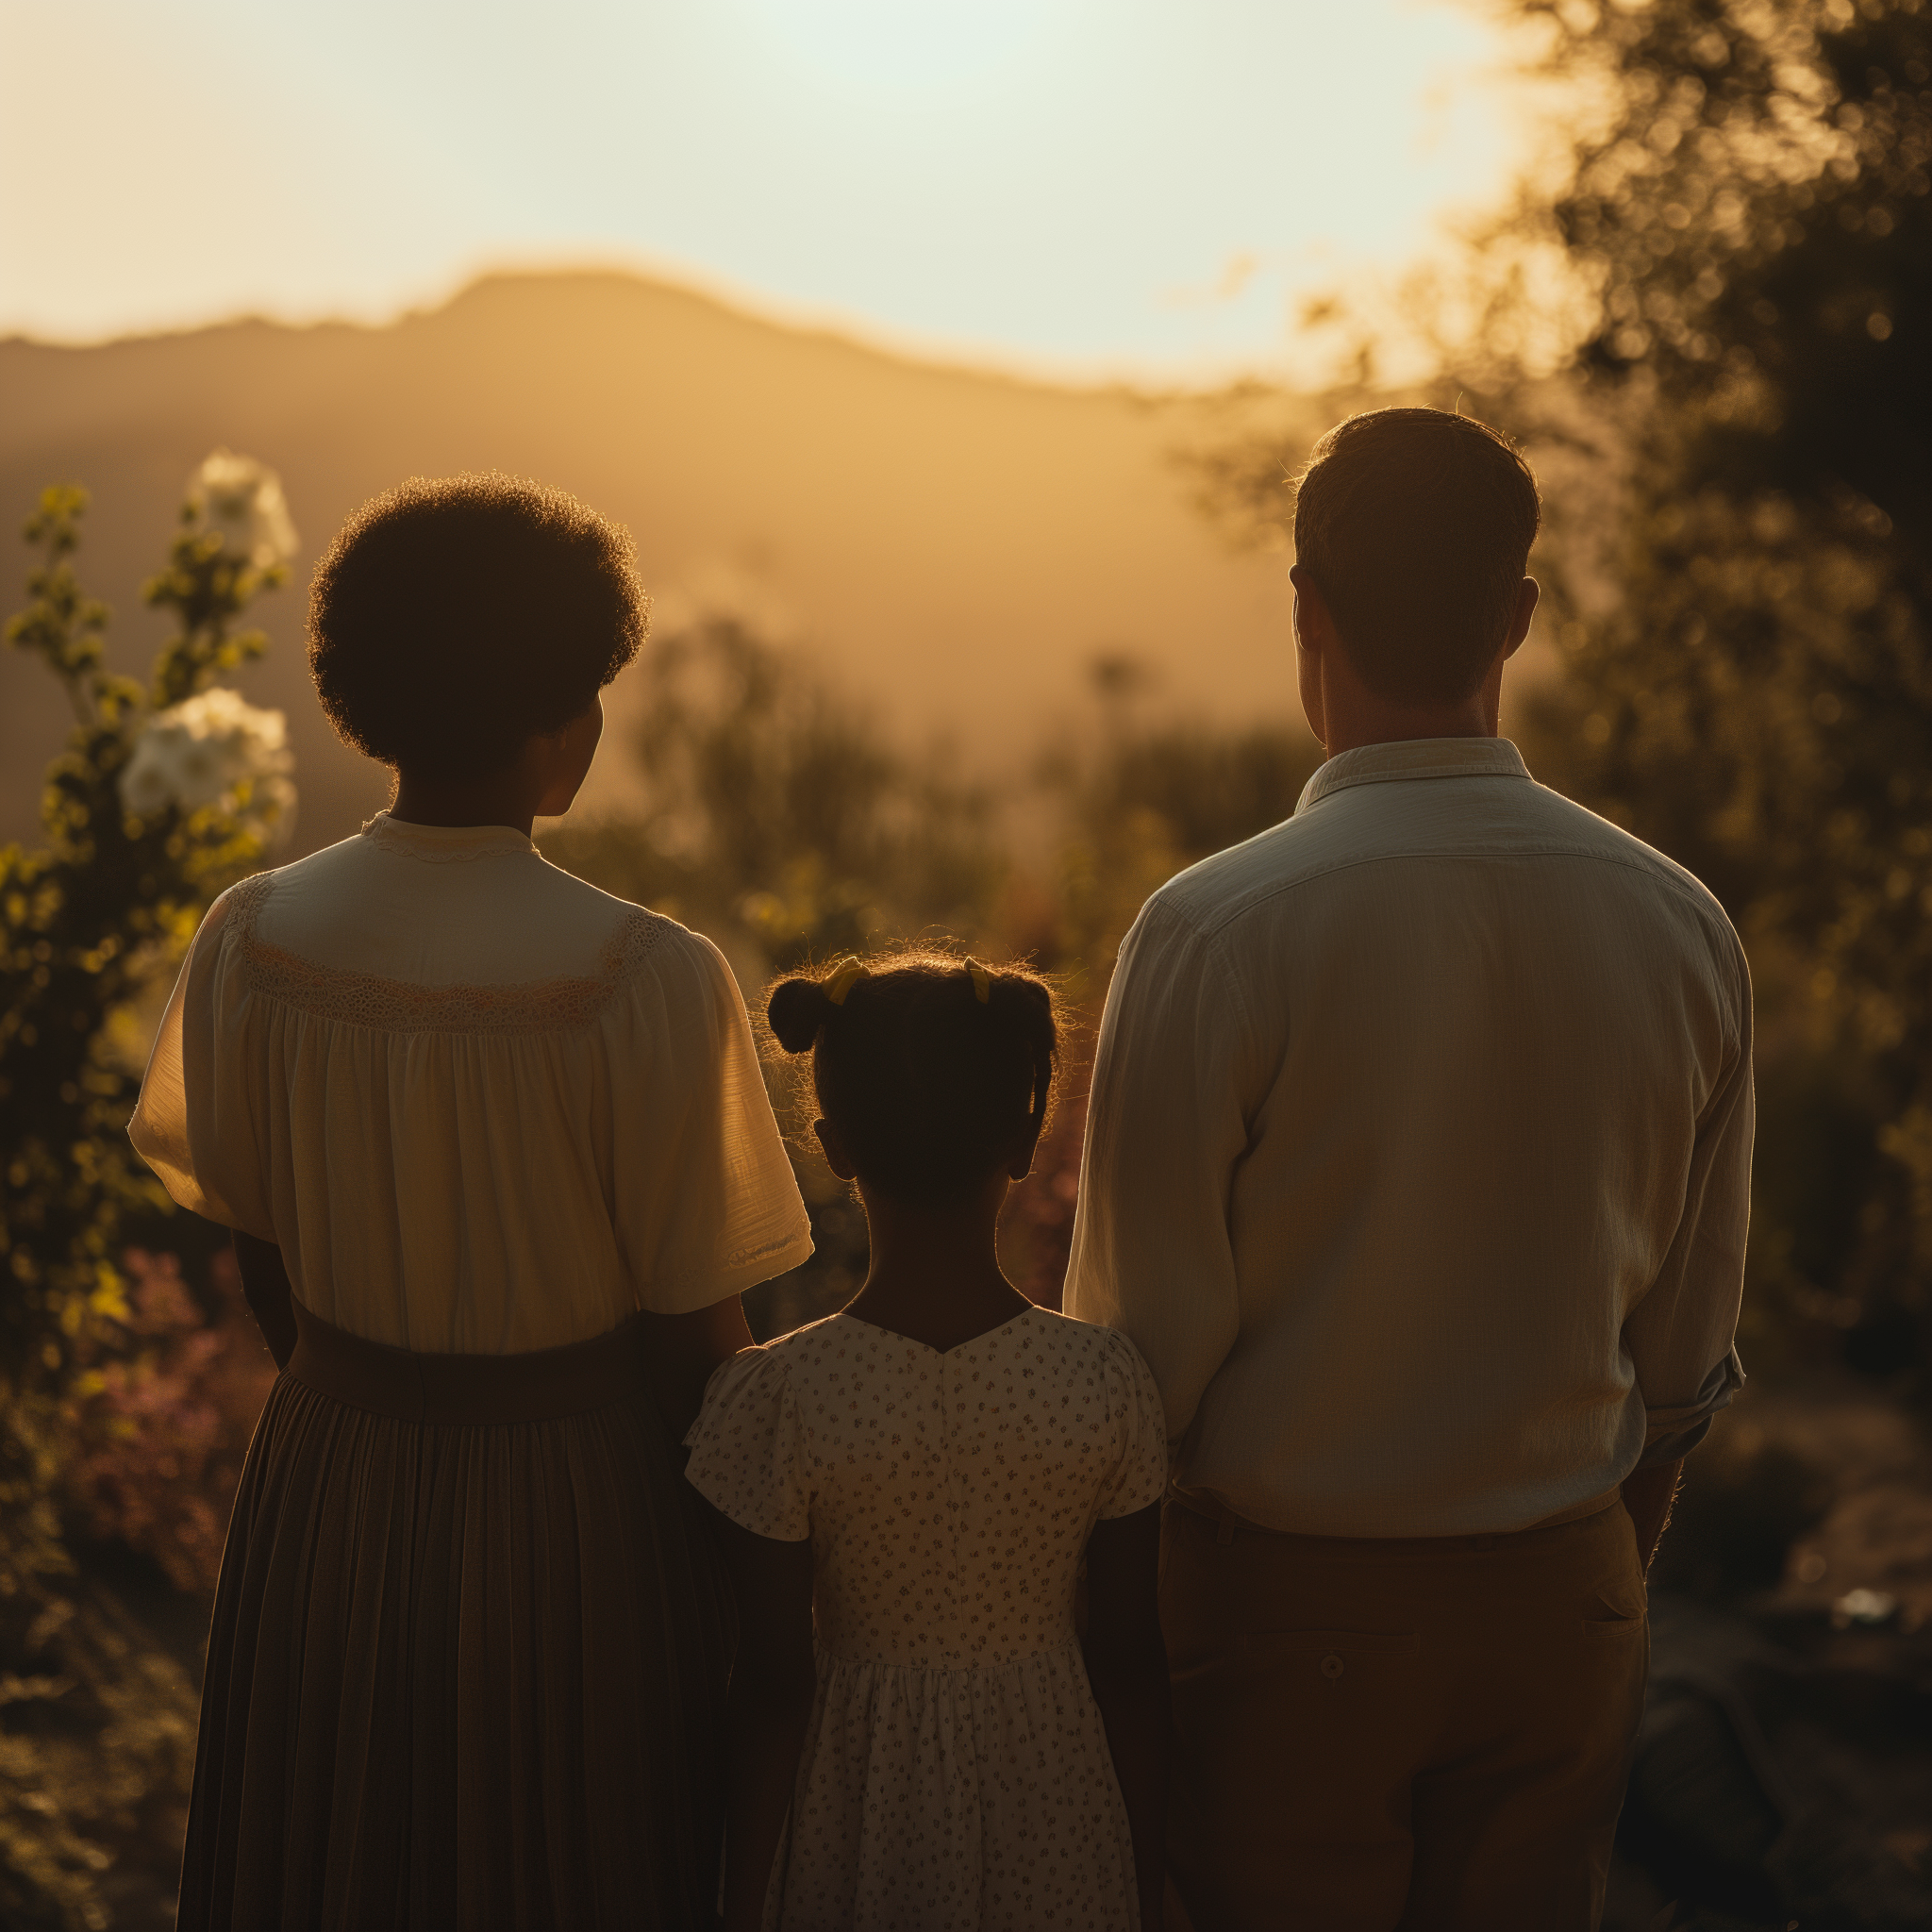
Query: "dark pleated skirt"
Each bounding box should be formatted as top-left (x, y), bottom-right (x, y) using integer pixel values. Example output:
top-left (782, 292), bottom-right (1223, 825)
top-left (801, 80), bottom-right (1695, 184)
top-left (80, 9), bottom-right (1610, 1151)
top-left (178, 1302), bottom-right (731, 1932)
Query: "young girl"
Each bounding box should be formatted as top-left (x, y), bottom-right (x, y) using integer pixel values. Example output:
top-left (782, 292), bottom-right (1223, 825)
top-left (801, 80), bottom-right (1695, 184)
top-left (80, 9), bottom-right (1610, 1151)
top-left (685, 953), bottom-right (1172, 1932)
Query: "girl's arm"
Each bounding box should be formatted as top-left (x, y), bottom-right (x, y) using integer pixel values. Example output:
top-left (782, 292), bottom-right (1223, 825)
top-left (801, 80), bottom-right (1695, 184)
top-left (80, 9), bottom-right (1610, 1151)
top-left (1084, 1502), bottom-right (1171, 1932)
top-left (714, 1514), bottom-right (817, 1932)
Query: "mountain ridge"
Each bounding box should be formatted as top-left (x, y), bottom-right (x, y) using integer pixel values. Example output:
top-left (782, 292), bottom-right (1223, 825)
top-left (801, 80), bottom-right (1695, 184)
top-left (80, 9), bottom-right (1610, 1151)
top-left (2, 268), bottom-right (1303, 857)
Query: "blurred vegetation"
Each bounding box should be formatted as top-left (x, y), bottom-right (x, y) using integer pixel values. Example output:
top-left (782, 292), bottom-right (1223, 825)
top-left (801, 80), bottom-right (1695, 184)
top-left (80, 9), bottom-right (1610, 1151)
top-left (1507, 0), bottom-right (1932, 1386)
top-left (545, 602), bottom-right (1320, 1334)
top-left (544, 604), bottom-right (1008, 974)
top-left (1, 466), bottom-right (296, 1927)
top-left (9, 7), bottom-right (1931, 1917)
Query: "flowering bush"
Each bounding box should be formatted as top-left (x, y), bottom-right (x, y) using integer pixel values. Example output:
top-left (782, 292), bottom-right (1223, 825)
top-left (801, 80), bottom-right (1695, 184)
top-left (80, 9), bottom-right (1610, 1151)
top-left (186, 450), bottom-right (297, 575)
top-left (118, 688), bottom-right (294, 839)
top-left (2, 446), bottom-right (296, 1600)
top-left (1, 452), bottom-right (297, 1393)
top-left (63, 1249), bottom-right (277, 1594)
top-left (0, 454), bottom-right (295, 1927)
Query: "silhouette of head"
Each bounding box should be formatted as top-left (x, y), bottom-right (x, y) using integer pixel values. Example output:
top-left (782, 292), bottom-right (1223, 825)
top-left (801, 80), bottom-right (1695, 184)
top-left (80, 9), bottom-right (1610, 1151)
top-left (308, 474), bottom-right (645, 780)
top-left (1292, 408), bottom-right (1541, 706)
top-left (767, 952), bottom-right (1058, 1206)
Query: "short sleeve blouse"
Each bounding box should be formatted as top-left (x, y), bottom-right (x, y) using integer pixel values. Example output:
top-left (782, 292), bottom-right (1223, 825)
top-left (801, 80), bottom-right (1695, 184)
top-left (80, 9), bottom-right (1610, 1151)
top-left (128, 815), bottom-right (813, 1353)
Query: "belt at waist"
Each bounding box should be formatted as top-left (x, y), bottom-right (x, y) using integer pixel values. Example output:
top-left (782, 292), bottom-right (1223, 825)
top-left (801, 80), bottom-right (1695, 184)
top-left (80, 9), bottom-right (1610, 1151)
top-left (286, 1298), bottom-right (655, 1425)
top-left (1170, 1485), bottom-right (1625, 1555)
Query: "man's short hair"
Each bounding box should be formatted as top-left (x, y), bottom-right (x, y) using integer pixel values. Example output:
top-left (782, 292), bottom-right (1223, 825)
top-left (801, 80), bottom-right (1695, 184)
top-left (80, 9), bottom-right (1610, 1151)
top-left (1291, 408), bottom-right (1541, 706)
top-left (308, 474), bottom-right (646, 780)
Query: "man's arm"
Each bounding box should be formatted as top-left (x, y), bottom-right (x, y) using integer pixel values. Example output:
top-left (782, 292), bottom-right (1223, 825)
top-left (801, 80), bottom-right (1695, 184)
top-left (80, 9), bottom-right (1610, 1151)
top-left (1085, 1504), bottom-right (1171, 1931)
top-left (1063, 899), bottom-right (1256, 1441)
top-left (1624, 931), bottom-right (1754, 1557)
top-left (1622, 1457), bottom-right (1683, 1574)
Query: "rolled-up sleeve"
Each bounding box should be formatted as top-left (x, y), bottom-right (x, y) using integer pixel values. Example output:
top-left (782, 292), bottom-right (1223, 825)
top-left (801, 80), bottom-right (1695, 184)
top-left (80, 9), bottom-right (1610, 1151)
top-left (1064, 896), bottom-right (1256, 1445)
top-left (1624, 928), bottom-right (1755, 1462)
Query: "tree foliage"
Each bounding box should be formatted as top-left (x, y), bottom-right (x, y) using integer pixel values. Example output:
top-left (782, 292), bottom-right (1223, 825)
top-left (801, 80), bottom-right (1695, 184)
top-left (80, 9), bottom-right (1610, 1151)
top-left (1496, 0), bottom-right (1932, 1373)
top-left (544, 602), bottom-right (1009, 975)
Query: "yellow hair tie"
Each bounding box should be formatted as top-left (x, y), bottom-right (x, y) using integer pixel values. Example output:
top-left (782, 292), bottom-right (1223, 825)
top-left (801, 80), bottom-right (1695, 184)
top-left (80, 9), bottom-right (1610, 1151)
top-left (824, 957), bottom-right (869, 1007)
top-left (964, 958), bottom-right (991, 1004)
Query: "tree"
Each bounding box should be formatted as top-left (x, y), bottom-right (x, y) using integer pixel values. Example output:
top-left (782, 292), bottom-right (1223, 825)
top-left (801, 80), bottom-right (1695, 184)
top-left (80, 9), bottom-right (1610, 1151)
top-left (1502, 0), bottom-right (1932, 1375)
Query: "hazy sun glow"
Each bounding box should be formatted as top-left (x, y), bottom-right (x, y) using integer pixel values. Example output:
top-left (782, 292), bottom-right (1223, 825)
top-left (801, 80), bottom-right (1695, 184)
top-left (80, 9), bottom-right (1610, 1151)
top-left (0, 0), bottom-right (1537, 379)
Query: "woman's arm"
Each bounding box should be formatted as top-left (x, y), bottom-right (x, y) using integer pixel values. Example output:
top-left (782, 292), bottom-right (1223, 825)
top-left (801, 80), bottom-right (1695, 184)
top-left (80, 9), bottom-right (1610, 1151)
top-left (1084, 1502), bottom-right (1171, 1931)
top-left (641, 1294), bottom-right (755, 1444)
top-left (231, 1230), bottom-right (297, 1370)
top-left (714, 1515), bottom-right (816, 1932)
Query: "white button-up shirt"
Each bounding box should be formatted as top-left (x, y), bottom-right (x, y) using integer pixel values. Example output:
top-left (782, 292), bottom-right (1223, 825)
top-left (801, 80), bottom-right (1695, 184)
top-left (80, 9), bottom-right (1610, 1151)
top-left (1064, 737), bottom-right (1751, 1538)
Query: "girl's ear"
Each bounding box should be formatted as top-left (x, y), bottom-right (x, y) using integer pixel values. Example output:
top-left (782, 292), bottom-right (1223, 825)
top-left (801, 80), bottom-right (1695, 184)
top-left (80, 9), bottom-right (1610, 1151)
top-left (813, 1118), bottom-right (859, 1181)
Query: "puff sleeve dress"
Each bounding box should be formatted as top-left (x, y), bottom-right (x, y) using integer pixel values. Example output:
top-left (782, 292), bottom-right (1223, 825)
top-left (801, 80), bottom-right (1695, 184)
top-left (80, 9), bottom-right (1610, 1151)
top-left (685, 1307), bottom-right (1169, 1932)
top-left (129, 813), bottom-right (814, 1932)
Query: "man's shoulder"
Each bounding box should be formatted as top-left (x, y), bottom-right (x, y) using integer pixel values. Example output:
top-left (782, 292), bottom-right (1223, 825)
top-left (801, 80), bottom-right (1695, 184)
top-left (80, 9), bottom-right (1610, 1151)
top-left (1511, 784), bottom-right (1743, 958)
top-left (1147, 773), bottom-right (1740, 957)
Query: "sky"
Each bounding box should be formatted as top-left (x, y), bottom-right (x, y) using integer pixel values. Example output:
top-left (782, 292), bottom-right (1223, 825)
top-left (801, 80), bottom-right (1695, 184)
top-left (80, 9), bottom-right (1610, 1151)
top-left (0, 0), bottom-right (1540, 382)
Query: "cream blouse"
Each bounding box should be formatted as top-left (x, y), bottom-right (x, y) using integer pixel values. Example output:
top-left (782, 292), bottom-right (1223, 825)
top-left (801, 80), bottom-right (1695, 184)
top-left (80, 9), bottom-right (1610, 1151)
top-left (130, 813), bottom-right (813, 1354)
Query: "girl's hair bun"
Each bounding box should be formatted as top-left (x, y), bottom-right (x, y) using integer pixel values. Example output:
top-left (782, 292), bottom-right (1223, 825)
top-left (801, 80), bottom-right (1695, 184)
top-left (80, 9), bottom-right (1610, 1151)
top-left (767, 976), bottom-right (834, 1054)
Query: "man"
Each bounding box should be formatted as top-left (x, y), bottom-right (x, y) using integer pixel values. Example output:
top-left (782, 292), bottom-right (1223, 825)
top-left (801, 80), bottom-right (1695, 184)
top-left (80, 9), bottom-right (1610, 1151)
top-left (1064, 408), bottom-right (1750, 1932)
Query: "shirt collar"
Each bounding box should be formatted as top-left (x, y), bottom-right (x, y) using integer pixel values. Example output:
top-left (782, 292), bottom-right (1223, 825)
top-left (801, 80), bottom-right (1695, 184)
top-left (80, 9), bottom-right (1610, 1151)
top-left (1295, 737), bottom-right (1531, 814)
top-left (359, 809), bottom-right (539, 862)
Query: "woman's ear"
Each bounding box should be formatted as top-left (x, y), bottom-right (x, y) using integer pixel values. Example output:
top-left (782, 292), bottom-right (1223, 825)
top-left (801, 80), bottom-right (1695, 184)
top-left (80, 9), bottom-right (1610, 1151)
top-left (813, 1118), bottom-right (859, 1181)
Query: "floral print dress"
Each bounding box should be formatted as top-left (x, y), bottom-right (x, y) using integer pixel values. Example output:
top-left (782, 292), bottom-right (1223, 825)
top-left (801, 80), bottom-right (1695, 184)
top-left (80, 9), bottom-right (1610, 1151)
top-left (685, 1306), bottom-right (1170, 1932)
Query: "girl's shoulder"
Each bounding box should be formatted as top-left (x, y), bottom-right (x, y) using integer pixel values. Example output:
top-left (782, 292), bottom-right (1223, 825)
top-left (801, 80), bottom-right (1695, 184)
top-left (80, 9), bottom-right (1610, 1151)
top-left (695, 1312), bottom-right (844, 1403)
top-left (1013, 1309), bottom-right (1165, 1415)
top-left (1015, 1306), bottom-right (1153, 1370)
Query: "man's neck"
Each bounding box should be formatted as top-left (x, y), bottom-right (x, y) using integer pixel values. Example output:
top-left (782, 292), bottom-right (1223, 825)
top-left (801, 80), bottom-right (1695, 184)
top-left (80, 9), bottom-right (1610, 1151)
top-left (1318, 705), bottom-right (1495, 759)
top-left (1309, 655), bottom-right (1504, 759)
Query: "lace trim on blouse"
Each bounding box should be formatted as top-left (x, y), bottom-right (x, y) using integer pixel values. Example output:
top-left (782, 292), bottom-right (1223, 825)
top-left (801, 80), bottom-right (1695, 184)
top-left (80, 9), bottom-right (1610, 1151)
top-left (225, 871), bottom-right (669, 1035)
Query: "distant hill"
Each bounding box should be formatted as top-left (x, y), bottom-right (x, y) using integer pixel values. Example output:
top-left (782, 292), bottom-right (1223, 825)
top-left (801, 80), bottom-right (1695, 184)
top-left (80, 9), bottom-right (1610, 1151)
top-left (0, 271), bottom-right (1306, 857)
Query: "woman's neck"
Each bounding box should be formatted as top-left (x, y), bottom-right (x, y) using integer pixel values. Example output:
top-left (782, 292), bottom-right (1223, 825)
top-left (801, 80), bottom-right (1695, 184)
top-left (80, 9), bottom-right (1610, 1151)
top-left (389, 771), bottom-right (541, 838)
top-left (843, 1177), bottom-right (1033, 1354)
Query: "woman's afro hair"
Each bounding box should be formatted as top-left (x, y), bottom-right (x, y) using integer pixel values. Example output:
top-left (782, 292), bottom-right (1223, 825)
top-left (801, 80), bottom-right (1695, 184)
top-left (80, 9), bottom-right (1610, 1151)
top-left (308, 473), bottom-right (646, 781)
top-left (767, 950), bottom-right (1058, 1206)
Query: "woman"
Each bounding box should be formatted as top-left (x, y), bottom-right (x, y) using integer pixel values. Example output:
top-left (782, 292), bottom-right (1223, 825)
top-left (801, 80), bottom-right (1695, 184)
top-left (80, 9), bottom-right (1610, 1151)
top-left (131, 475), bottom-right (813, 1930)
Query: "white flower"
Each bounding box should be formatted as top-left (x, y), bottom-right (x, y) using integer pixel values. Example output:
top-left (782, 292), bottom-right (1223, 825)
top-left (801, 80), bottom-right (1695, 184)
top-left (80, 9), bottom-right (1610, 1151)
top-left (119, 688), bottom-right (296, 841)
top-left (187, 449), bottom-right (299, 571)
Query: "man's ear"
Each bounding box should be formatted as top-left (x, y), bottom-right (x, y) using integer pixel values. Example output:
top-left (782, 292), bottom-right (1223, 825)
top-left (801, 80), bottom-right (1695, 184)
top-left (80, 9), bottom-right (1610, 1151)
top-left (1505, 577), bottom-right (1541, 660)
top-left (1288, 565), bottom-right (1333, 655)
top-left (813, 1118), bottom-right (859, 1181)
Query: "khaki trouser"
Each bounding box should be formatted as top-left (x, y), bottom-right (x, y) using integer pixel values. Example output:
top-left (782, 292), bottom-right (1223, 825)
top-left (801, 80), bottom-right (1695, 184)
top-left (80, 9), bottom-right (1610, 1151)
top-left (1160, 1495), bottom-right (1648, 1932)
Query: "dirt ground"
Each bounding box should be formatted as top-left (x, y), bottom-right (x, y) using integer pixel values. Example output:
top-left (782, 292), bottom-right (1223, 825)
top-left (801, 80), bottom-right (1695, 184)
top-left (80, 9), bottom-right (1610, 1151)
top-left (1606, 1372), bottom-right (1932, 1930)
